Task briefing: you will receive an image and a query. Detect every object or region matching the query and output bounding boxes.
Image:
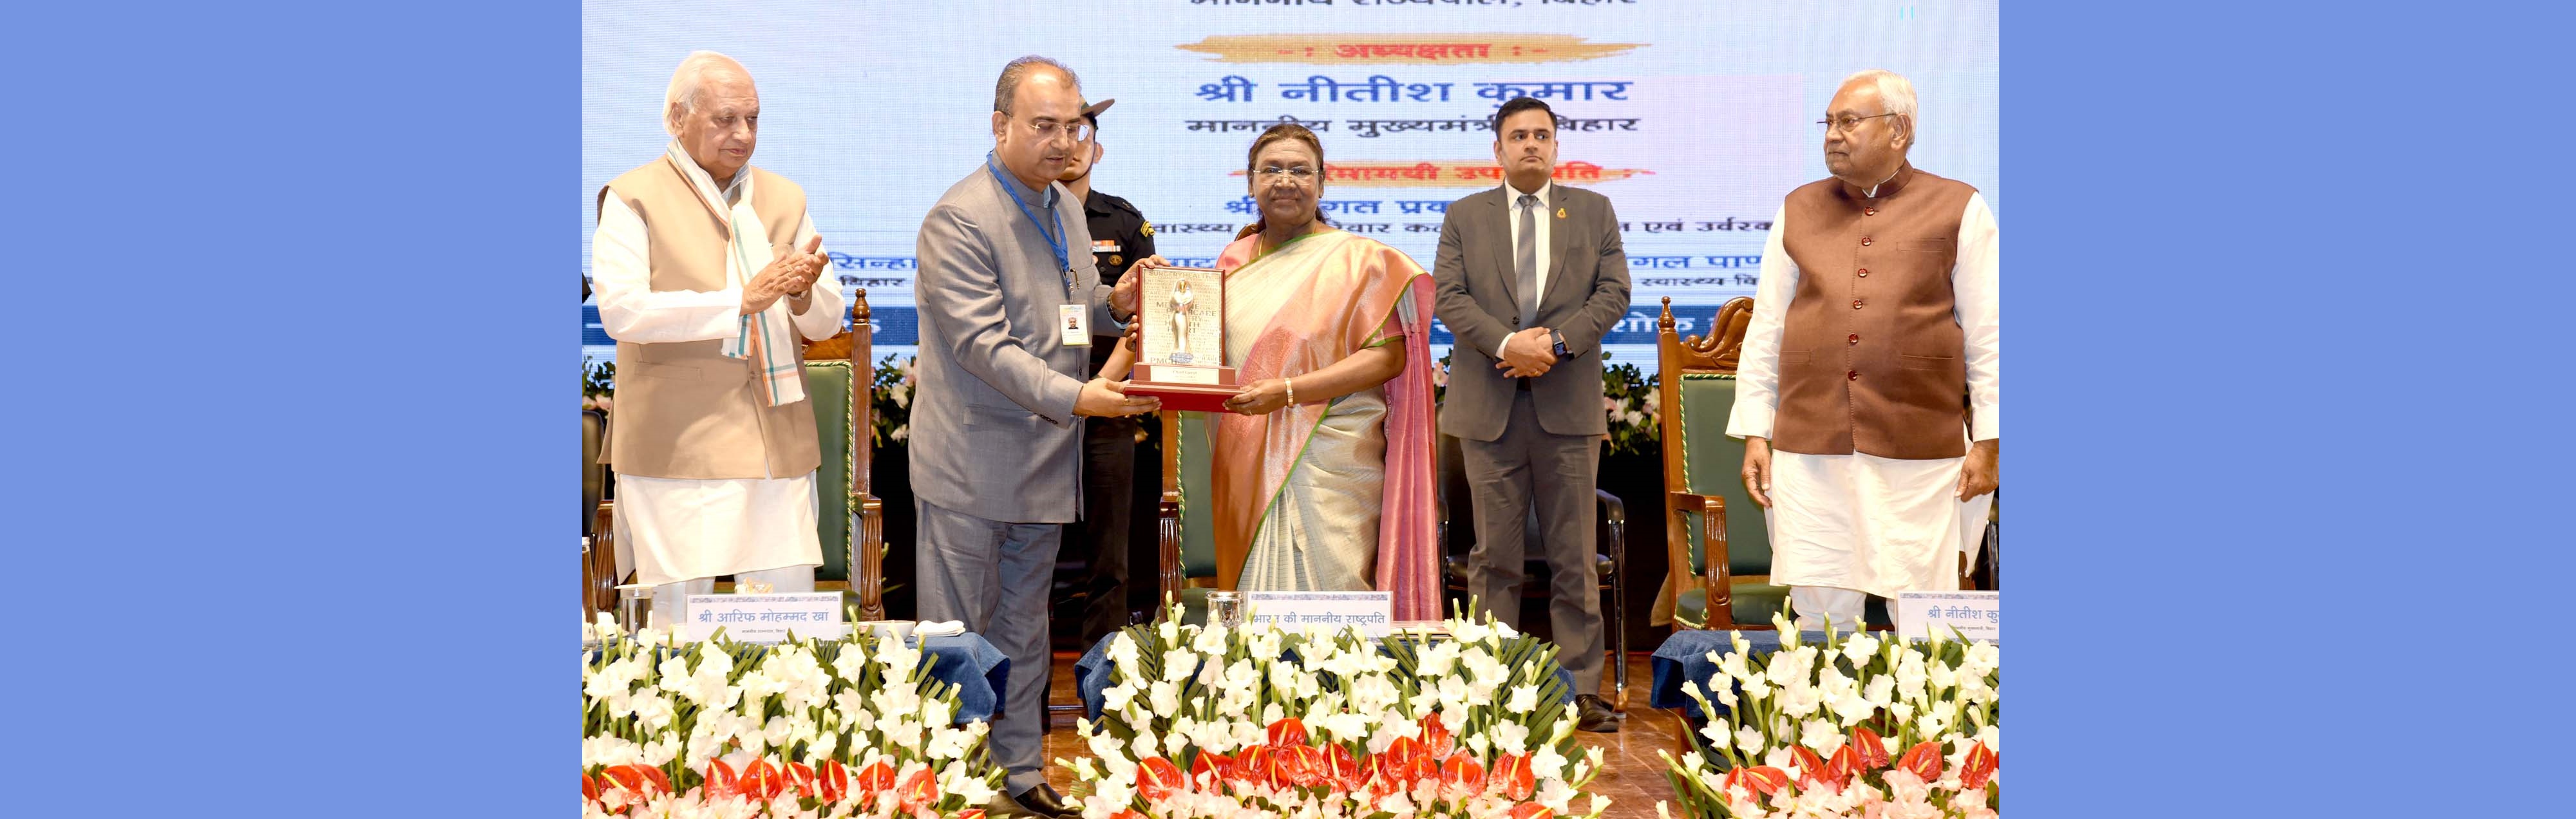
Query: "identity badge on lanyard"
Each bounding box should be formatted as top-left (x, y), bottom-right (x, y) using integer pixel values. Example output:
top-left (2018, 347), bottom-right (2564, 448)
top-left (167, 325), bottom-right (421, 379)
top-left (986, 155), bottom-right (1091, 347)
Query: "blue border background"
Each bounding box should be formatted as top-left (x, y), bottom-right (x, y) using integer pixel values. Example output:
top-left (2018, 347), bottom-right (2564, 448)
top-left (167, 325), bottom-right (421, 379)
top-left (12, 1), bottom-right (571, 813)
top-left (9, 1), bottom-right (2566, 816)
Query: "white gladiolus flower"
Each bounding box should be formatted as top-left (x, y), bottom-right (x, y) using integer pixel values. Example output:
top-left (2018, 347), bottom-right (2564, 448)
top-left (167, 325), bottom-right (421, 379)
top-left (1493, 720), bottom-right (1531, 755)
top-left (1535, 776), bottom-right (1577, 813)
top-left (1798, 719), bottom-right (1843, 752)
top-left (1504, 680), bottom-right (1535, 716)
top-left (1159, 619), bottom-right (1180, 645)
top-left (1842, 632), bottom-right (1882, 666)
top-left (1531, 746), bottom-right (1569, 781)
top-left (1150, 680), bottom-right (1180, 715)
top-left (1864, 674), bottom-right (1896, 708)
top-left (1736, 725), bottom-right (1765, 755)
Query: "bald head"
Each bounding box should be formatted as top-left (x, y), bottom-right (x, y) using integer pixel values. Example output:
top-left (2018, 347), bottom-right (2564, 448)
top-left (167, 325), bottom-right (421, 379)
top-left (990, 55), bottom-right (1086, 192)
top-left (664, 51), bottom-right (760, 185)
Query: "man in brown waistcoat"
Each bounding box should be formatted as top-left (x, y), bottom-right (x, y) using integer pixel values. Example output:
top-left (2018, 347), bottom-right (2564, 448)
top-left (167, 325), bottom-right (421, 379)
top-left (590, 51), bottom-right (843, 629)
top-left (1729, 70), bottom-right (1999, 630)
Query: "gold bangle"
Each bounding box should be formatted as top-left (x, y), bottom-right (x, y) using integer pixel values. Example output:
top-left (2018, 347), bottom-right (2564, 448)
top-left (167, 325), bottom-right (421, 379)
top-left (1284, 378), bottom-right (1296, 406)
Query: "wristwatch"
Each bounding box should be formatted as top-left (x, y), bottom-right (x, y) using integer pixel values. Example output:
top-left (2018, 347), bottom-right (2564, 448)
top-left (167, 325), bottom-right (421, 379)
top-left (1549, 330), bottom-right (1571, 361)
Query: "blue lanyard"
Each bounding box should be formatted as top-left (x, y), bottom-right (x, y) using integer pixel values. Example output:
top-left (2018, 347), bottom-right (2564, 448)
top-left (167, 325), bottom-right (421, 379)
top-left (985, 154), bottom-right (1077, 297)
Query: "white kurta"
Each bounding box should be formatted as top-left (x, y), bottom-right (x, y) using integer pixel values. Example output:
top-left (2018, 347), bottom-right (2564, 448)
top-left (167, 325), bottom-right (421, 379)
top-left (1727, 191), bottom-right (2000, 599)
top-left (591, 167), bottom-right (844, 586)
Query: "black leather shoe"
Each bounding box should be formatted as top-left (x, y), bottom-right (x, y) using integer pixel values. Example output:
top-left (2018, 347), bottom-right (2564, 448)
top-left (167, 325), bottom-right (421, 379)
top-left (1011, 784), bottom-right (1077, 818)
top-left (1576, 693), bottom-right (1621, 733)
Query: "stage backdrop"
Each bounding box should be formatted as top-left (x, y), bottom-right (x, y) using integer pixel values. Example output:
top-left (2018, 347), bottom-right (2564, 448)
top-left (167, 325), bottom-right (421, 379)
top-left (582, 0), bottom-right (1998, 377)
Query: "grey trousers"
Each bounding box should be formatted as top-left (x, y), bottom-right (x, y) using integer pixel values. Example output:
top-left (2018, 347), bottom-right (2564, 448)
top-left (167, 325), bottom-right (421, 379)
top-left (1460, 390), bottom-right (1607, 695)
top-left (915, 499), bottom-right (1061, 793)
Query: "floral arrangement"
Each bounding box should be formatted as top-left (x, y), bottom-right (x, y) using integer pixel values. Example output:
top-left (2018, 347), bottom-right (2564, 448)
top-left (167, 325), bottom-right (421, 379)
top-left (580, 616), bottom-right (1003, 818)
top-left (866, 353), bottom-right (918, 446)
top-left (1432, 351), bottom-right (1661, 456)
top-left (1066, 607), bottom-right (1612, 819)
top-left (1598, 361), bottom-right (1660, 457)
top-left (1656, 615), bottom-right (2000, 819)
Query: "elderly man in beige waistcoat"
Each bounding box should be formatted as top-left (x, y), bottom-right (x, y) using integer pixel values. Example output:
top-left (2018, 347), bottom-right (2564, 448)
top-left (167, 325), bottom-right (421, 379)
top-left (591, 51), bottom-right (843, 628)
top-left (1731, 70), bottom-right (2000, 630)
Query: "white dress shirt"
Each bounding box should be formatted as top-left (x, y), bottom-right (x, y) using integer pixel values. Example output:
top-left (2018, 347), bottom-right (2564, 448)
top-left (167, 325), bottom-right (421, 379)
top-left (1493, 179), bottom-right (1556, 359)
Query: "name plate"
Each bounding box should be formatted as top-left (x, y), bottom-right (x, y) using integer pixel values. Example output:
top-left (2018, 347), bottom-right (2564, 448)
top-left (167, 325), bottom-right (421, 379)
top-left (1242, 590), bottom-right (1394, 637)
top-left (682, 592), bottom-right (846, 643)
top-left (1893, 590), bottom-right (1999, 643)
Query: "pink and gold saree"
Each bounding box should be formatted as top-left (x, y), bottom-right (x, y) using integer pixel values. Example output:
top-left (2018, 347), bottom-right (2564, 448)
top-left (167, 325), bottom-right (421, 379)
top-left (1206, 228), bottom-right (1441, 621)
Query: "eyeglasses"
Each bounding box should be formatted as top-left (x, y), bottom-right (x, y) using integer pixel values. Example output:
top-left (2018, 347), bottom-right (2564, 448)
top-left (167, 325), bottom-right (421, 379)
top-left (1020, 118), bottom-right (1094, 144)
top-left (1255, 165), bottom-right (1319, 182)
top-left (1817, 112), bottom-right (1904, 134)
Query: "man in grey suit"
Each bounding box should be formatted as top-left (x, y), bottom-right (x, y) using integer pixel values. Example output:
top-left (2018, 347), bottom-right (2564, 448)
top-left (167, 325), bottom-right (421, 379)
top-left (1432, 97), bottom-right (1632, 733)
top-left (911, 55), bottom-right (1157, 818)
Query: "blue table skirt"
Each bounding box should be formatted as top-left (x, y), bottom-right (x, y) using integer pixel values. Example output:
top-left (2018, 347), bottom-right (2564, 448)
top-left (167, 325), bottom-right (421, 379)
top-left (585, 633), bottom-right (1009, 724)
top-left (1655, 630), bottom-right (1890, 720)
top-left (1074, 630), bottom-right (1576, 723)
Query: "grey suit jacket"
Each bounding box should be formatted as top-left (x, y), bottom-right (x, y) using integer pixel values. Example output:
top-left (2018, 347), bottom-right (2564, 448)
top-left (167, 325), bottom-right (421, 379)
top-left (910, 160), bottom-right (1124, 523)
top-left (1432, 184), bottom-right (1633, 442)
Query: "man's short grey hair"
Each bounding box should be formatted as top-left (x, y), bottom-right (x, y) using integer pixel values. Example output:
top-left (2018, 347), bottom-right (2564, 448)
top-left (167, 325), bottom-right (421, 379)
top-left (994, 55), bottom-right (1079, 116)
top-left (1842, 69), bottom-right (1918, 138)
top-left (665, 50), bottom-right (750, 136)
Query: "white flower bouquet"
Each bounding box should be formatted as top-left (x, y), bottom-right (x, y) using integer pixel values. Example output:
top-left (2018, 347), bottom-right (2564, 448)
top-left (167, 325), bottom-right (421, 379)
top-left (1066, 607), bottom-right (1613, 819)
top-left (1657, 615), bottom-right (1999, 819)
top-left (580, 619), bottom-right (1003, 818)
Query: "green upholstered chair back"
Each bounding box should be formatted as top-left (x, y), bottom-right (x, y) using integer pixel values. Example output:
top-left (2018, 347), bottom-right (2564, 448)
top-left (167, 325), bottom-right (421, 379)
top-left (1673, 373), bottom-right (1772, 577)
top-left (804, 359), bottom-right (857, 583)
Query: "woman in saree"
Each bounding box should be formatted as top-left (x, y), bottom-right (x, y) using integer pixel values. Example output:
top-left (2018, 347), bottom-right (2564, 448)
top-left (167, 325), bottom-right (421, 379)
top-left (1105, 123), bottom-right (1441, 619)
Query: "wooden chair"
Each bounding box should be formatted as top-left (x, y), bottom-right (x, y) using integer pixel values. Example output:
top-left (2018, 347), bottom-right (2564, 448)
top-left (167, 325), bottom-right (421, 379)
top-left (582, 408), bottom-right (616, 614)
top-left (800, 292), bottom-right (889, 620)
top-left (1655, 296), bottom-right (1811, 631)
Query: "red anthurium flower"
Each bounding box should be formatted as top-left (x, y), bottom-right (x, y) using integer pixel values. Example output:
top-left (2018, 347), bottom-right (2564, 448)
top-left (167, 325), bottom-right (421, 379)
top-left (1960, 742), bottom-right (1999, 790)
top-left (854, 759), bottom-right (896, 795)
top-left (1850, 726), bottom-right (1891, 770)
top-left (582, 771), bottom-right (603, 802)
top-left (1509, 802), bottom-right (1555, 819)
top-left (639, 765), bottom-right (672, 795)
top-left (1108, 811), bottom-right (1146, 819)
top-left (740, 758), bottom-right (786, 801)
top-left (1191, 751), bottom-right (1233, 787)
top-left (1378, 736), bottom-right (1424, 787)
top-left (1232, 746), bottom-right (1271, 789)
top-left (1822, 745), bottom-right (1861, 791)
top-left (1329, 744), bottom-right (1368, 792)
top-left (1138, 757), bottom-right (1186, 802)
top-left (603, 764), bottom-right (672, 796)
top-left (1418, 713), bottom-right (1455, 760)
top-left (1724, 766), bottom-right (1793, 796)
top-left (1439, 754), bottom-right (1486, 798)
top-left (703, 758), bottom-right (741, 796)
top-left (784, 762), bottom-right (818, 798)
top-left (1490, 753), bottom-right (1536, 800)
top-left (954, 811), bottom-right (986, 819)
top-left (1297, 744), bottom-right (1336, 789)
top-left (1268, 717), bottom-right (1310, 748)
top-left (896, 767), bottom-right (941, 814)
top-left (1267, 744), bottom-right (1309, 790)
top-left (815, 758), bottom-right (849, 803)
top-left (1790, 746), bottom-right (1831, 789)
top-left (1897, 741), bottom-right (1944, 784)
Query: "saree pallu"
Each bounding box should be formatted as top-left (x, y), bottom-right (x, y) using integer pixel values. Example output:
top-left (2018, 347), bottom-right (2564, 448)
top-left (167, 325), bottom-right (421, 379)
top-left (1206, 229), bottom-right (1441, 621)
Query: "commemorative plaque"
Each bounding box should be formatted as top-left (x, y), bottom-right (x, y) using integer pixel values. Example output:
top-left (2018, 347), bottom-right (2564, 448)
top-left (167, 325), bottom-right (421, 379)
top-left (1128, 265), bottom-right (1236, 412)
